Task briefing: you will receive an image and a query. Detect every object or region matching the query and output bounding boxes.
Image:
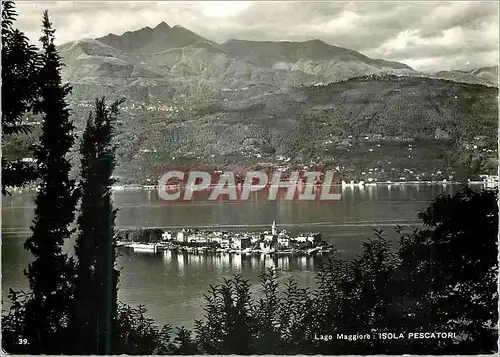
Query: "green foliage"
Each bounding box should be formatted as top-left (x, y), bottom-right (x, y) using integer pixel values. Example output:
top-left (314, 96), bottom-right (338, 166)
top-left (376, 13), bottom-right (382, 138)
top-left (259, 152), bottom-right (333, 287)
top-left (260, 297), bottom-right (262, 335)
top-left (192, 187), bottom-right (498, 354)
top-left (398, 187), bottom-right (498, 353)
top-left (172, 327), bottom-right (199, 355)
top-left (116, 228), bottom-right (164, 242)
top-left (1, 0), bottom-right (41, 194)
top-left (1, 289), bottom-right (33, 354)
top-left (16, 10), bottom-right (79, 354)
top-left (114, 303), bottom-right (174, 354)
top-left (195, 275), bottom-right (255, 354)
top-left (69, 97), bottom-right (124, 354)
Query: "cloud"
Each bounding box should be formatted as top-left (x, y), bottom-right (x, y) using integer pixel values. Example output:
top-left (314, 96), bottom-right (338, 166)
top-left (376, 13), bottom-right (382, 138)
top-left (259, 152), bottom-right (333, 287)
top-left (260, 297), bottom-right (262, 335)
top-left (13, 1), bottom-right (499, 71)
top-left (199, 1), bottom-right (253, 19)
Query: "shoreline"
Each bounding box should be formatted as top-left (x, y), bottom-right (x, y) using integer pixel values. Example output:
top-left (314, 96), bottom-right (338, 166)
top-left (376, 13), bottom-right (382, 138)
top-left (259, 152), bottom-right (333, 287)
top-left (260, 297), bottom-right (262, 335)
top-left (112, 180), bottom-right (494, 191)
top-left (5, 180), bottom-right (496, 194)
top-left (117, 241), bottom-right (335, 256)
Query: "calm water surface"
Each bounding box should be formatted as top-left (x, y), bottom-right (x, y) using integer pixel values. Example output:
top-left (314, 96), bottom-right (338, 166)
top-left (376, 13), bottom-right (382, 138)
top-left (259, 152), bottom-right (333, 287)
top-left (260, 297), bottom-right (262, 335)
top-left (2, 184), bottom-right (465, 328)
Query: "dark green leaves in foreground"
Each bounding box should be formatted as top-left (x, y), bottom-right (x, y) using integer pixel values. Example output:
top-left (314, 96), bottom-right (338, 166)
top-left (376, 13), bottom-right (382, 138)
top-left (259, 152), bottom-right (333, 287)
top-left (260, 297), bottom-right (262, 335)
top-left (191, 188), bottom-right (498, 355)
top-left (70, 97), bottom-right (123, 354)
top-left (1, 0), bottom-right (42, 194)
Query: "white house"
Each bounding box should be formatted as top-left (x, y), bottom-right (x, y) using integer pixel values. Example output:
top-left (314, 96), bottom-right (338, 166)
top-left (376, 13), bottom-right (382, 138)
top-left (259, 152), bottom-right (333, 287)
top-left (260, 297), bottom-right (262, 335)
top-left (162, 231), bottom-right (173, 241)
top-left (277, 235), bottom-right (290, 248)
top-left (177, 230), bottom-right (187, 243)
top-left (293, 235), bottom-right (308, 243)
top-left (220, 238), bottom-right (231, 249)
top-left (250, 235), bottom-right (260, 245)
top-left (209, 236), bottom-right (223, 245)
top-left (263, 234), bottom-right (275, 243)
top-left (231, 236), bottom-right (251, 250)
top-left (188, 234), bottom-right (209, 244)
top-left (293, 233), bottom-right (320, 244)
top-left (21, 157), bottom-right (36, 163)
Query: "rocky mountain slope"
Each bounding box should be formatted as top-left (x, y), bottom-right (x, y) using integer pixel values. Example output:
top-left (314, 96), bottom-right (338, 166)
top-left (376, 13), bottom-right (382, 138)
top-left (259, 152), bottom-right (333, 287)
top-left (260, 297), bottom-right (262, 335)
top-left (96, 22), bottom-right (215, 54)
top-left (102, 74), bottom-right (497, 183)
top-left (219, 39), bottom-right (412, 82)
top-left (433, 66), bottom-right (498, 87)
top-left (57, 22), bottom-right (414, 91)
top-left (56, 22), bottom-right (497, 101)
top-left (4, 22), bottom-right (498, 185)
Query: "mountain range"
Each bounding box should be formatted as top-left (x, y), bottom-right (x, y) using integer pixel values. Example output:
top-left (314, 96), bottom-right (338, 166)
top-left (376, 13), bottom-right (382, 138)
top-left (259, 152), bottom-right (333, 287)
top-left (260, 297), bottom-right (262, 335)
top-left (58, 21), bottom-right (497, 89)
top-left (4, 21), bottom-right (498, 184)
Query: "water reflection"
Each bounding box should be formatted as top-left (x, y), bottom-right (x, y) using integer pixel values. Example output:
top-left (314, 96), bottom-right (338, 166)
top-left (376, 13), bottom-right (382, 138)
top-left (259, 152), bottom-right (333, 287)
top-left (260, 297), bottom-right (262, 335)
top-left (163, 250), bottom-right (172, 265)
top-left (213, 252), bottom-right (231, 272)
top-left (250, 255), bottom-right (261, 272)
top-left (297, 256), bottom-right (307, 271)
top-left (232, 254), bottom-right (242, 271)
top-left (308, 257), bottom-right (315, 271)
top-left (188, 254), bottom-right (203, 267)
top-left (263, 254), bottom-right (276, 270)
top-left (133, 249), bottom-right (156, 255)
top-left (277, 256), bottom-right (289, 271)
top-left (155, 250), bottom-right (321, 274)
top-left (177, 253), bottom-right (185, 275)
top-left (366, 185), bottom-right (375, 199)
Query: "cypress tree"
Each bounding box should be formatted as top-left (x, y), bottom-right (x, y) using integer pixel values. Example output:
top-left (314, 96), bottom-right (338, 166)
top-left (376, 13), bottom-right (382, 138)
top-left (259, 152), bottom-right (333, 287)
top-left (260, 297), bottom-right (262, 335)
top-left (71, 97), bottom-right (123, 354)
top-left (22, 10), bottom-right (78, 354)
top-left (1, 0), bottom-right (41, 194)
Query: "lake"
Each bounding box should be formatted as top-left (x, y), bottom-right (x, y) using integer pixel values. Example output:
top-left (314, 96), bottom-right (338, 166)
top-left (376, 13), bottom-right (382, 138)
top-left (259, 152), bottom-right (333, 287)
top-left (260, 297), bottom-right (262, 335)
top-left (2, 183), bottom-right (468, 329)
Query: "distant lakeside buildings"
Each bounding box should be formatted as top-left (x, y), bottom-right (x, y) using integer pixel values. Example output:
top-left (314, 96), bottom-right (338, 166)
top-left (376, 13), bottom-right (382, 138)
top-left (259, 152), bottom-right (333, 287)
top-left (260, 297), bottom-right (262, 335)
top-left (162, 221), bottom-right (320, 248)
top-left (117, 221), bottom-right (330, 255)
top-left (6, 175), bottom-right (498, 195)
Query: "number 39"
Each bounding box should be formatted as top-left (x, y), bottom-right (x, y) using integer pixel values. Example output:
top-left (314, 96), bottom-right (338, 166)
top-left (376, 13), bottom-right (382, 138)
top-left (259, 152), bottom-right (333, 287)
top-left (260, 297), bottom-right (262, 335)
top-left (18, 338), bottom-right (28, 345)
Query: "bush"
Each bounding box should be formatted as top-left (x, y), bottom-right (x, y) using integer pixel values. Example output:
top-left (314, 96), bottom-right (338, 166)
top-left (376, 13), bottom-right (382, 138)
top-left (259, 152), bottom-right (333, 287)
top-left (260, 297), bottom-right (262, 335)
top-left (191, 187), bottom-right (498, 354)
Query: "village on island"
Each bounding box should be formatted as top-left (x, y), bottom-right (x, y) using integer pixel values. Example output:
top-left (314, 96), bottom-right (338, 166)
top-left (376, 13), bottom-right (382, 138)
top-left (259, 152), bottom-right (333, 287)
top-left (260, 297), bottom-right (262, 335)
top-left (116, 221), bottom-right (334, 256)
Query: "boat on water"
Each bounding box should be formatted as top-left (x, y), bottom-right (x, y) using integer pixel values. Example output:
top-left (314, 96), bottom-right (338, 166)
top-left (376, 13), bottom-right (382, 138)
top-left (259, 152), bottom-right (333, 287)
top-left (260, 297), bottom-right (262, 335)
top-left (306, 247), bottom-right (320, 254)
top-left (274, 249), bottom-right (293, 255)
top-left (129, 242), bottom-right (159, 253)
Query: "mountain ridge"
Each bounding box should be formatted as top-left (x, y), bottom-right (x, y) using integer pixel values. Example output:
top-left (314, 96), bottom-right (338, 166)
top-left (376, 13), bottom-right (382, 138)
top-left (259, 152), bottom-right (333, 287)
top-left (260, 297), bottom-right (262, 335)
top-left (28, 21), bottom-right (495, 183)
top-left (92, 22), bottom-right (412, 72)
top-left (78, 21), bottom-right (496, 87)
top-left (96, 22), bottom-right (216, 54)
top-left (55, 21), bottom-right (500, 87)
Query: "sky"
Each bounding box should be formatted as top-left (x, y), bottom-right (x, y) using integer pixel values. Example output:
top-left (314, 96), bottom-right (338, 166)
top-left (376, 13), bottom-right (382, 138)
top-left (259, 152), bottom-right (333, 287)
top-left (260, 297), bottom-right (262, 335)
top-left (13, 1), bottom-right (499, 71)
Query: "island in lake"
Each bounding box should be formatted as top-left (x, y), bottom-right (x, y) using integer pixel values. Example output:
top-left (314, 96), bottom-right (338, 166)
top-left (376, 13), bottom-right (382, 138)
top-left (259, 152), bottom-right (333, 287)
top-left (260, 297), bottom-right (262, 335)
top-left (116, 221), bottom-right (334, 256)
